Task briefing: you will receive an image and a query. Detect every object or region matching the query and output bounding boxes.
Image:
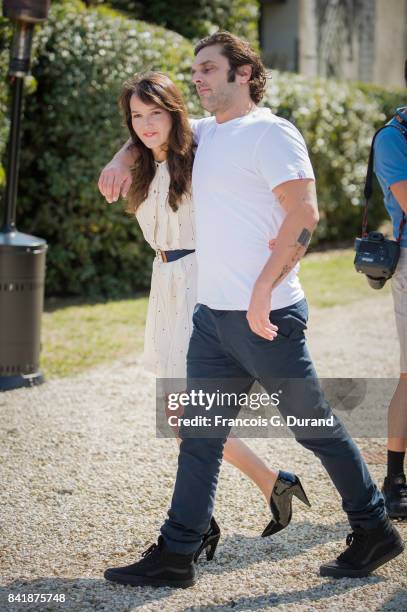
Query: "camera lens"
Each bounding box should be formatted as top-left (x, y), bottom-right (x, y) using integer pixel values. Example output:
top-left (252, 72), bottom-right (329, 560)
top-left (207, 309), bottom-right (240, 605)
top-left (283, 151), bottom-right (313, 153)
top-left (367, 275), bottom-right (386, 289)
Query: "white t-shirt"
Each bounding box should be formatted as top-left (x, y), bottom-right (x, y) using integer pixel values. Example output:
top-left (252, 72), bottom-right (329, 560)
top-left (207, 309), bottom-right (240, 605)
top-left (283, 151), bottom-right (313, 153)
top-left (190, 107), bottom-right (315, 311)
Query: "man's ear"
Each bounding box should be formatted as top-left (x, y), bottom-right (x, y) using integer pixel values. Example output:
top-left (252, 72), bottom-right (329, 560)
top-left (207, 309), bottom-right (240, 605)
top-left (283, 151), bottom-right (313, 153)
top-left (235, 64), bottom-right (252, 85)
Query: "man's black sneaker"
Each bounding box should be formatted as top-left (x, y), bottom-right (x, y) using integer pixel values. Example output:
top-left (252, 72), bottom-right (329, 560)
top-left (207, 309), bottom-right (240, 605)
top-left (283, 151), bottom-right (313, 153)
top-left (382, 473), bottom-right (407, 519)
top-left (104, 536), bottom-right (196, 588)
top-left (320, 519), bottom-right (404, 578)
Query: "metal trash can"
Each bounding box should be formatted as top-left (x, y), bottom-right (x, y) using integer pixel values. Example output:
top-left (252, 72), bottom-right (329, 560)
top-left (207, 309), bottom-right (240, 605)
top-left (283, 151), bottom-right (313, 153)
top-left (0, 230), bottom-right (47, 390)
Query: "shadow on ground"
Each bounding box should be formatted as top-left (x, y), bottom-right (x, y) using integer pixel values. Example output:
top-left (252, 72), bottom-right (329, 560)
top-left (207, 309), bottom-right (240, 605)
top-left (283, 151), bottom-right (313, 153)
top-left (2, 520), bottom-right (402, 612)
top-left (0, 575), bottom-right (389, 612)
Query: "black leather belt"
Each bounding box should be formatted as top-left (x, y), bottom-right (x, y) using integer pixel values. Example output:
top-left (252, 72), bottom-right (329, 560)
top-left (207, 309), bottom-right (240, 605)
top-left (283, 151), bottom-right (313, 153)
top-left (157, 249), bottom-right (195, 263)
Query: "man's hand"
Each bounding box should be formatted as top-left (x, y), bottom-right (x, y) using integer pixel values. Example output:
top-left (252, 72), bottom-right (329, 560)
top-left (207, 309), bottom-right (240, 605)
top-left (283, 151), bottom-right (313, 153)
top-left (248, 178), bottom-right (318, 340)
top-left (98, 160), bottom-right (132, 204)
top-left (246, 281), bottom-right (278, 341)
top-left (98, 137), bottom-right (136, 203)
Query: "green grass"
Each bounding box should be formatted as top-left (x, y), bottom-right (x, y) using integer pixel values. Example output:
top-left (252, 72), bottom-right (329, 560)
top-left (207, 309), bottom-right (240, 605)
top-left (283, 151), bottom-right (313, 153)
top-left (300, 248), bottom-right (390, 308)
top-left (42, 295), bottom-right (148, 378)
top-left (41, 248), bottom-right (387, 378)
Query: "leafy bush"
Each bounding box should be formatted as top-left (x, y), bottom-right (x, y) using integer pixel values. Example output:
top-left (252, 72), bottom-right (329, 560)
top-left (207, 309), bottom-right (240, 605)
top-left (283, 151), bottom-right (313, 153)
top-left (85, 0), bottom-right (259, 46)
top-left (140, 0), bottom-right (259, 47)
top-left (14, 1), bottom-right (199, 297)
top-left (263, 72), bottom-right (405, 242)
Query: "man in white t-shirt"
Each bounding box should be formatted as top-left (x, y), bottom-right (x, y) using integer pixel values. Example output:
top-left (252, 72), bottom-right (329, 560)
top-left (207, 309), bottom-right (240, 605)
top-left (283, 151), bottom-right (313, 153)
top-left (100, 32), bottom-right (403, 587)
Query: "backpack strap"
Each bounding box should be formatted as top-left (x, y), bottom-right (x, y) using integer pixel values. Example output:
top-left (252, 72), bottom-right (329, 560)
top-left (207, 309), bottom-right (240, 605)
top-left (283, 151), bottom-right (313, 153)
top-left (362, 122), bottom-right (407, 242)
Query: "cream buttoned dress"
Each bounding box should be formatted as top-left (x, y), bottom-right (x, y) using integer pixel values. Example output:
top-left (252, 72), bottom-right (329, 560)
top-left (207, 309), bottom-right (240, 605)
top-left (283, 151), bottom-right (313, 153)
top-left (135, 160), bottom-right (197, 382)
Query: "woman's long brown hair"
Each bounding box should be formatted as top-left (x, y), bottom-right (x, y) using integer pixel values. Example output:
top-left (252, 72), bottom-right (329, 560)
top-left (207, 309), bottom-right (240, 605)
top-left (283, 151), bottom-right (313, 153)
top-left (118, 72), bottom-right (194, 214)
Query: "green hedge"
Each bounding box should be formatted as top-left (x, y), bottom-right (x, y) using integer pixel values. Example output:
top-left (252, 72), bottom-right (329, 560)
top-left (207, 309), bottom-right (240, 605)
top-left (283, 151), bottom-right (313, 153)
top-left (140, 0), bottom-right (259, 47)
top-left (0, 2), bottom-right (404, 297)
top-left (82, 0), bottom-right (260, 47)
top-left (11, 1), bottom-right (200, 297)
top-left (263, 72), bottom-right (405, 242)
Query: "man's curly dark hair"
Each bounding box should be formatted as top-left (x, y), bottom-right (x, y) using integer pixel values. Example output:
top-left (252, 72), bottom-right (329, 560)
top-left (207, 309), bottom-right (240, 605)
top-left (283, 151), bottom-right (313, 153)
top-left (194, 31), bottom-right (269, 104)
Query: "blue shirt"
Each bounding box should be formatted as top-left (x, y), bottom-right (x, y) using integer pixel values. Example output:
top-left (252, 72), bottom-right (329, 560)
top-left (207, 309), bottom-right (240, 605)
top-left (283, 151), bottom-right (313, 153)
top-left (373, 108), bottom-right (407, 248)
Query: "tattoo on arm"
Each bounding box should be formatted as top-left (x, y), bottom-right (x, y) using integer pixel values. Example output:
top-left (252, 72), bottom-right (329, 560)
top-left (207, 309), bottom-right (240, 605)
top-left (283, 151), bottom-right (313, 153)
top-left (272, 265), bottom-right (291, 288)
top-left (297, 228), bottom-right (312, 248)
top-left (272, 228), bottom-right (313, 289)
top-left (289, 228), bottom-right (313, 249)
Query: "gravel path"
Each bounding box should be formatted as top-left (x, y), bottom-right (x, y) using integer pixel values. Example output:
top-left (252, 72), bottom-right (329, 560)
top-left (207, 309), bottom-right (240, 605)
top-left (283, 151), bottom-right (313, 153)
top-left (1, 294), bottom-right (406, 612)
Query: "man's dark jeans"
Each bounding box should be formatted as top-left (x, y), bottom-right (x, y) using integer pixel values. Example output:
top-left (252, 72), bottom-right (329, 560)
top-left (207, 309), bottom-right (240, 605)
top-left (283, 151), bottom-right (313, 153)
top-left (160, 299), bottom-right (385, 553)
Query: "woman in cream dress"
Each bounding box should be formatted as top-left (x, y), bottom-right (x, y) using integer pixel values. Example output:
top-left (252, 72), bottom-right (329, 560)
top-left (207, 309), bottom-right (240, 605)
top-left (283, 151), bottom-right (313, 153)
top-left (100, 71), bottom-right (310, 559)
top-left (135, 158), bottom-right (197, 381)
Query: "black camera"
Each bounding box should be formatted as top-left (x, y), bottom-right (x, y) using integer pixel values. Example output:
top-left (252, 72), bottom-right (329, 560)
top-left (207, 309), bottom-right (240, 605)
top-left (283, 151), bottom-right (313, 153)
top-left (354, 232), bottom-right (400, 289)
top-left (354, 120), bottom-right (406, 290)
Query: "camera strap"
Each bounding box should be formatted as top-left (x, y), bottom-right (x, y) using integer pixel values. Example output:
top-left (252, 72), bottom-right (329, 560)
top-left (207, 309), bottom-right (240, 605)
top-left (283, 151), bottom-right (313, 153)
top-left (362, 122), bottom-right (407, 243)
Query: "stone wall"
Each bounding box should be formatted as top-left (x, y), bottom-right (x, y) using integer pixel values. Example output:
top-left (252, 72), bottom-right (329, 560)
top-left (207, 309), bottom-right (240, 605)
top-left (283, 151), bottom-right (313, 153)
top-left (260, 0), bottom-right (407, 87)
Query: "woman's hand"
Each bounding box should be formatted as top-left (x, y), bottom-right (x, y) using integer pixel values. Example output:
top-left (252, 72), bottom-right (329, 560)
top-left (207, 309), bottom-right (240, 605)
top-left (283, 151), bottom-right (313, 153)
top-left (98, 160), bottom-right (132, 204)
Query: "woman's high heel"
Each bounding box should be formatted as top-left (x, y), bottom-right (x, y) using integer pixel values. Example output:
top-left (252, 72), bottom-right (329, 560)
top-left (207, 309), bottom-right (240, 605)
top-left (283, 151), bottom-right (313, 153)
top-left (261, 470), bottom-right (311, 538)
top-left (194, 516), bottom-right (220, 562)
